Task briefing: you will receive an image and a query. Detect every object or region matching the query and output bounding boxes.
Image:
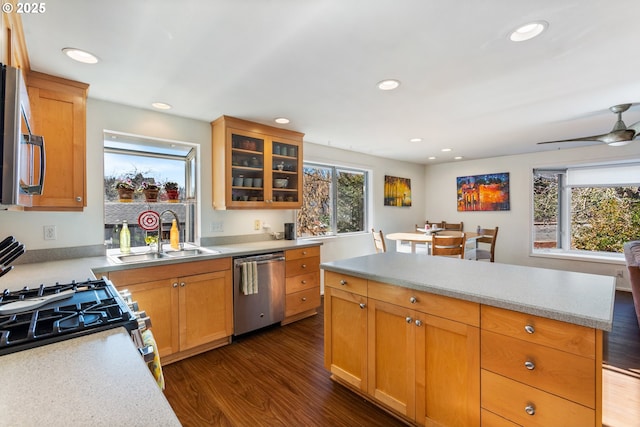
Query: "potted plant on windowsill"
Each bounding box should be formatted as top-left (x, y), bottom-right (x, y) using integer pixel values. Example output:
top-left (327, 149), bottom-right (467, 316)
top-left (164, 181), bottom-right (180, 203)
top-left (115, 178), bottom-right (135, 202)
top-left (139, 181), bottom-right (160, 202)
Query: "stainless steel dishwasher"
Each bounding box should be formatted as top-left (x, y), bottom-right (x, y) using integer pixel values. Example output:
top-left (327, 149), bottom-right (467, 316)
top-left (233, 252), bottom-right (285, 335)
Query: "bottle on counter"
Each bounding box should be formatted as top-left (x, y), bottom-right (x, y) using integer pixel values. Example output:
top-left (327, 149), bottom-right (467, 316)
top-left (170, 219), bottom-right (180, 250)
top-left (120, 220), bottom-right (131, 254)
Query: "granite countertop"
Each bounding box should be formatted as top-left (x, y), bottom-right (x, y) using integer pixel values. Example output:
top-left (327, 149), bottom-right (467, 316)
top-left (321, 252), bottom-right (616, 331)
top-left (0, 328), bottom-right (181, 427)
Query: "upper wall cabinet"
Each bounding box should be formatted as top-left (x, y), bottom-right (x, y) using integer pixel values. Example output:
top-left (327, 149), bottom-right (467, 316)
top-left (26, 71), bottom-right (88, 211)
top-left (211, 116), bottom-right (304, 210)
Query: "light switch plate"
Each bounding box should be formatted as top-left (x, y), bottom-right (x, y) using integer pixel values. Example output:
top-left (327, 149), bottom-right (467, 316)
top-left (254, 219), bottom-right (261, 230)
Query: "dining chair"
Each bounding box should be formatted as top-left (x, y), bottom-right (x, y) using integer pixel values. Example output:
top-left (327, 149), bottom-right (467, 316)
top-left (371, 228), bottom-right (387, 253)
top-left (467, 226), bottom-right (498, 262)
top-left (442, 221), bottom-right (464, 232)
top-left (431, 232), bottom-right (465, 258)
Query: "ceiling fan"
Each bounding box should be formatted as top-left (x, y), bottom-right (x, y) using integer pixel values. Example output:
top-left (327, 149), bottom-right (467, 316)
top-left (537, 104), bottom-right (640, 147)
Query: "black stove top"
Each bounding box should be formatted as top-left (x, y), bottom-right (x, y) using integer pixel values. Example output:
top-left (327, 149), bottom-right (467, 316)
top-left (0, 278), bottom-right (138, 356)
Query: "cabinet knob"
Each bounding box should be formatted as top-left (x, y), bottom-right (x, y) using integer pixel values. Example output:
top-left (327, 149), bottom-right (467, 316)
top-left (405, 316), bottom-right (413, 324)
top-left (172, 282), bottom-right (178, 288)
top-left (302, 251), bottom-right (307, 255)
top-left (409, 296), bottom-right (417, 304)
top-left (180, 282), bottom-right (186, 287)
top-left (415, 319), bottom-right (423, 327)
top-left (524, 405), bottom-right (536, 416)
top-left (359, 303), bottom-right (366, 309)
top-left (76, 196), bottom-right (82, 202)
top-left (301, 297), bottom-right (307, 302)
top-left (524, 361), bottom-right (535, 370)
top-left (301, 280), bottom-right (307, 284)
top-left (524, 324), bottom-right (535, 334)
top-left (301, 264), bottom-right (307, 268)
top-left (340, 279), bottom-right (347, 286)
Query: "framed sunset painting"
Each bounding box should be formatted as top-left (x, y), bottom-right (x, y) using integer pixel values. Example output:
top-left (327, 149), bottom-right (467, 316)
top-left (457, 172), bottom-right (510, 211)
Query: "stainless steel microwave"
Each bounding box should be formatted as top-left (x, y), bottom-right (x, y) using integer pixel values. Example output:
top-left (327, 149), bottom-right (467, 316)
top-left (0, 63), bottom-right (45, 207)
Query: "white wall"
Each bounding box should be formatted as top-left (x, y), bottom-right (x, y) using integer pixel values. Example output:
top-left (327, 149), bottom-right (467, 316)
top-left (424, 143), bottom-right (640, 290)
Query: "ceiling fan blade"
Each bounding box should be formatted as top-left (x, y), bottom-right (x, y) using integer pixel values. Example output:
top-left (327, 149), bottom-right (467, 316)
top-left (537, 129), bottom-right (636, 145)
top-left (628, 120), bottom-right (640, 134)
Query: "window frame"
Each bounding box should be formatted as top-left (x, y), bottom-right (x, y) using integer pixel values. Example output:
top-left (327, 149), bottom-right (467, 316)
top-left (297, 161), bottom-right (370, 238)
top-left (531, 161), bottom-right (640, 263)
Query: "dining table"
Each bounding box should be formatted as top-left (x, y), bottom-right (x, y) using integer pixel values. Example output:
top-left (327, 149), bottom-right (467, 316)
top-left (386, 230), bottom-right (481, 254)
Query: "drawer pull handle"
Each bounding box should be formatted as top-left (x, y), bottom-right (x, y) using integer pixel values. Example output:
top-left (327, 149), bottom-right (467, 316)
top-left (406, 316), bottom-right (413, 324)
top-left (415, 319), bottom-right (423, 327)
top-left (340, 280), bottom-right (347, 286)
top-left (524, 324), bottom-right (535, 334)
top-left (525, 405), bottom-right (536, 416)
top-left (359, 303), bottom-right (366, 309)
top-left (409, 297), bottom-right (417, 304)
top-left (524, 361), bottom-right (535, 370)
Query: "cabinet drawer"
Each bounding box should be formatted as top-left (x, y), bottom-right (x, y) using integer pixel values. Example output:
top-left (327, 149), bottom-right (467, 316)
top-left (285, 246), bottom-right (320, 261)
top-left (286, 271), bottom-right (319, 294)
top-left (481, 306), bottom-right (595, 358)
top-left (481, 409), bottom-right (520, 427)
top-left (108, 258), bottom-right (232, 286)
top-left (368, 280), bottom-right (479, 326)
top-left (481, 330), bottom-right (595, 407)
top-left (324, 271), bottom-right (367, 296)
top-left (285, 256), bottom-right (320, 277)
top-left (481, 370), bottom-right (594, 427)
top-left (285, 287), bottom-right (320, 317)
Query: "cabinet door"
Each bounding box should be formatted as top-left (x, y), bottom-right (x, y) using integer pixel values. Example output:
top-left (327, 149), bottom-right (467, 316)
top-left (179, 269), bottom-right (233, 350)
top-left (415, 313), bottom-right (480, 427)
top-left (120, 279), bottom-right (180, 358)
top-left (227, 128), bottom-right (268, 208)
top-left (270, 136), bottom-right (302, 207)
top-left (26, 72), bottom-right (87, 210)
top-left (324, 286), bottom-right (368, 392)
top-left (367, 298), bottom-right (416, 419)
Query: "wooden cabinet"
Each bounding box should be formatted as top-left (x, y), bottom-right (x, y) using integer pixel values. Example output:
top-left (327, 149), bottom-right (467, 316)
top-left (283, 246), bottom-right (320, 324)
top-left (26, 71), bottom-right (88, 211)
top-left (324, 271), bottom-right (368, 392)
top-left (324, 273), bottom-right (480, 426)
top-left (480, 306), bottom-right (602, 427)
top-left (108, 258), bottom-right (233, 364)
top-left (211, 115), bottom-right (304, 210)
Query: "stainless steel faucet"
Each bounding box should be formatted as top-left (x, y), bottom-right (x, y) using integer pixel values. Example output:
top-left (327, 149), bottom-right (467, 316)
top-left (157, 209), bottom-right (181, 253)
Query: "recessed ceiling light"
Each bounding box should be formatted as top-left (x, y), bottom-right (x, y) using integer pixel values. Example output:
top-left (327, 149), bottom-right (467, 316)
top-left (454, 156), bottom-right (463, 160)
top-left (441, 148), bottom-right (452, 152)
top-left (377, 79), bottom-right (400, 91)
top-left (428, 156), bottom-right (436, 160)
top-left (62, 47), bottom-right (99, 64)
top-left (509, 21), bottom-right (548, 42)
top-left (409, 138), bottom-right (423, 143)
top-left (275, 117), bottom-right (290, 124)
top-left (151, 102), bottom-right (172, 110)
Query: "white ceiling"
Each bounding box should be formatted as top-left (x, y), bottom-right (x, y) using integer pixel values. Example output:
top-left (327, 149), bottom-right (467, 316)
top-left (20, 0), bottom-right (640, 164)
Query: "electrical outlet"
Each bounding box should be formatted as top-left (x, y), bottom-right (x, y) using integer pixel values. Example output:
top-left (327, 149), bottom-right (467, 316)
top-left (616, 270), bottom-right (624, 278)
top-left (44, 225), bottom-right (57, 240)
top-left (254, 219), bottom-right (261, 230)
top-left (210, 221), bottom-right (223, 232)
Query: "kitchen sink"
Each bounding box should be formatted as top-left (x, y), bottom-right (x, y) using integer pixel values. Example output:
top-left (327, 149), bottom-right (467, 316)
top-left (163, 248), bottom-right (219, 257)
top-left (112, 252), bottom-right (168, 264)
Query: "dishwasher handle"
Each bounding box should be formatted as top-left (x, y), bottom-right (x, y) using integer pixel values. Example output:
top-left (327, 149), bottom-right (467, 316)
top-left (234, 253), bottom-right (285, 268)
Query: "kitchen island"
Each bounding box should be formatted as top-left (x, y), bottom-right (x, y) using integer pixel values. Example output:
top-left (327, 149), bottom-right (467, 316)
top-left (321, 252), bottom-right (615, 427)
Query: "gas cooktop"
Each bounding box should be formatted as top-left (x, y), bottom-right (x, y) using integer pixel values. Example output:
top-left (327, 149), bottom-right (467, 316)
top-left (0, 278), bottom-right (138, 356)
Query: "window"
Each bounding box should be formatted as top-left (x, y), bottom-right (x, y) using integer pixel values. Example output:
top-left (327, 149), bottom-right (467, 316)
top-left (297, 162), bottom-right (368, 237)
top-left (103, 131), bottom-right (198, 250)
top-left (533, 163), bottom-right (640, 257)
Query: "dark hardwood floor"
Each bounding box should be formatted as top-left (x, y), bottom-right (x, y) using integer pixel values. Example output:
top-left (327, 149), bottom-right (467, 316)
top-left (163, 291), bottom-right (640, 427)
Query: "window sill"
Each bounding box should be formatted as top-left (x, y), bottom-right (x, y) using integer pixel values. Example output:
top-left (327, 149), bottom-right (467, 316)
top-left (531, 249), bottom-right (625, 265)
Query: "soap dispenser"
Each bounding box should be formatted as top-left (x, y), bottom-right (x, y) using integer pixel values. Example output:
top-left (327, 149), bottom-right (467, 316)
top-left (170, 219), bottom-right (180, 250)
top-left (120, 220), bottom-right (131, 254)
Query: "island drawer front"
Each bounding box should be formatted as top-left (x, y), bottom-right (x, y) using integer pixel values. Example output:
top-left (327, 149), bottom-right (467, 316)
top-left (286, 271), bottom-right (319, 294)
top-left (481, 330), bottom-right (595, 408)
top-left (481, 370), bottom-right (594, 427)
top-left (324, 271), bottom-right (367, 296)
top-left (368, 280), bottom-right (480, 326)
top-left (285, 287), bottom-right (321, 317)
top-left (481, 306), bottom-right (596, 358)
top-left (285, 256), bottom-right (320, 277)
top-left (285, 246), bottom-right (320, 261)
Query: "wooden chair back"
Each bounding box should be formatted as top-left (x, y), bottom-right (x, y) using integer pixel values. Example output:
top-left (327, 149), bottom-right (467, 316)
top-left (372, 228), bottom-right (387, 253)
top-left (431, 232), bottom-right (465, 258)
top-left (476, 226), bottom-right (499, 262)
top-left (442, 221), bottom-right (464, 232)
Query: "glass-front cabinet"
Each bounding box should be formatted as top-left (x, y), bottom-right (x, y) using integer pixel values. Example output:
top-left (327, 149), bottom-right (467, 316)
top-left (212, 116), bottom-right (303, 209)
